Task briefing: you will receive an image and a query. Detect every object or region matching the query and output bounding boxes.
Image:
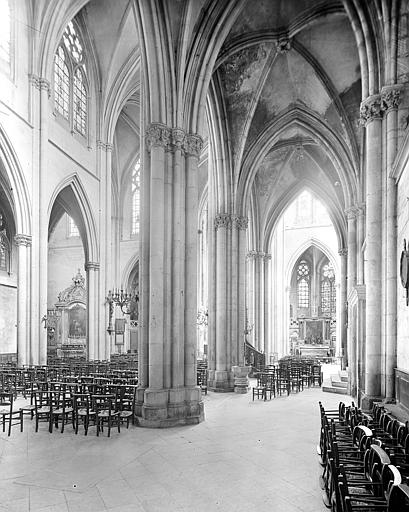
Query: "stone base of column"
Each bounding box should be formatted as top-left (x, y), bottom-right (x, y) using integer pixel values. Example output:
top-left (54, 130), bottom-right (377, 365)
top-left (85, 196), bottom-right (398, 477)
top-left (207, 370), bottom-right (234, 392)
top-left (358, 391), bottom-right (383, 412)
top-left (134, 387), bottom-right (204, 428)
top-left (232, 366), bottom-right (250, 393)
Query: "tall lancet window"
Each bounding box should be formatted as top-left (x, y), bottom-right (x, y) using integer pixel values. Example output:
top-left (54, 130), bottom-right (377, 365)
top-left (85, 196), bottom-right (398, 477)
top-left (321, 262), bottom-right (335, 315)
top-left (297, 260), bottom-right (310, 308)
top-left (0, 0), bottom-right (11, 65)
top-left (131, 158), bottom-right (141, 235)
top-left (54, 20), bottom-right (88, 135)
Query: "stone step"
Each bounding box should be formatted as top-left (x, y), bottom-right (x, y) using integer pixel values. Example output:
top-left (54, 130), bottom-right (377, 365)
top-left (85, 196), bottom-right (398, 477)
top-left (330, 375), bottom-right (348, 388)
top-left (322, 378), bottom-right (348, 395)
top-left (339, 371), bottom-right (348, 382)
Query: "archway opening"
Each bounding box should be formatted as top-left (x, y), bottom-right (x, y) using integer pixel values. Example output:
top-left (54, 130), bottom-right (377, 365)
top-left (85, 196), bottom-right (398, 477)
top-left (268, 189), bottom-right (340, 363)
top-left (47, 188), bottom-right (87, 361)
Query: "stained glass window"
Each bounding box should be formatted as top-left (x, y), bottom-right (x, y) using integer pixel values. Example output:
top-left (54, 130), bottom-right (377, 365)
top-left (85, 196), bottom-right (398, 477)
top-left (0, 0), bottom-right (10, 63)
top-left (321, 262), bottom-right (335, 314)
top-left (73, 69), bottom-right (87, 134)
top-left (54, 20), bottom-right (88, 135)
top-left (54, 47), bottom-right (70, 118)
top-left (68, 215), bottom-right (79, 237)
top-left (297, 260), bottom-right (310, 308)
top-left (131, 159), bottom-right (141, 235)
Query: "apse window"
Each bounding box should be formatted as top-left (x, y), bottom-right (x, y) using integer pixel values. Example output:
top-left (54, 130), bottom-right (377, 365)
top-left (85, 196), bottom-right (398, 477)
top-left (321, 262), bottom-right (335, 315)
top-left (53, 20), bottom-right (88, 136)
top-left (131, 158), bottom-right (141, 236)
top-left (67, 215), bottom-right (80, 237)
top-left (297, 260), bottom-right (310, 308)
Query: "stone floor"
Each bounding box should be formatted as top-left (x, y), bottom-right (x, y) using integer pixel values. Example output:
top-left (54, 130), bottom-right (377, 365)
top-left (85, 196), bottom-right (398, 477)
top-left (0, 384), bottom-right (351, 512)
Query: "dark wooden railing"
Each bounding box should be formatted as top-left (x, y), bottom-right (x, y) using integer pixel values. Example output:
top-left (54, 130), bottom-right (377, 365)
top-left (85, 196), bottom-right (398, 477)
top-left (244, 341), bottom-right (266, 374)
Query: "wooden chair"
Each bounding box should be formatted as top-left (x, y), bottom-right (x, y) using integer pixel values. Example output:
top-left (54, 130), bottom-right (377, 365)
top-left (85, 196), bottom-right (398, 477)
top-left (51, 385), bottom-right (74, 433)
top-left (93, 394), bottom-right (120, 437)
top-left (117, 385), bottom-right (136, 428)
top-left (72, 393), bottom-right (96, 435)
top-left (0, 392), bottom-right (23, 436)
top-left (252, 372), bottom-right (266, 401)
top-left (34, 390), bottom-right (53, 433)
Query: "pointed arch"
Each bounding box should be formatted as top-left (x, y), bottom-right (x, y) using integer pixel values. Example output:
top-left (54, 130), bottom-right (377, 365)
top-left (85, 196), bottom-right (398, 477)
top-left (0, 123), bottom-right (31, 235)
top-left (264, 181), bottom-right (346, 256)
top-left (122, 253), bottom-right (139, 291)
top-left (285, 238), bottom-right (339, 290)
top-left (238, 106), bottom-right (359, 218)
top-left (48, 173), bottom-right (98, 263)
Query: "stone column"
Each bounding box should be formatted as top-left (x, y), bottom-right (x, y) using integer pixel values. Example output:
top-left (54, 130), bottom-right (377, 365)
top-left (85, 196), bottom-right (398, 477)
top-left (339, 248), bottom-right (348, 368)
top-left (233, 215), bottom-right (249, 392)
top-left (29, 75), bottom-right (50, 365)
top-left (345, 208), bottom-right (357, 387)
top-left (360, 94), bottom-right (383, 404)
top-left (14, 234), bottom-right (32, 366)
top-left (96, 141), bottom-right (113, 361)
top-left (85, 262), bottom-right (99, 361)
top-left (264, 253), bottom-right (271, 362)
top-left (210, 213), bottom-right (233, 391)
top-left (136, 125), bottom-right (204, 426)
top-left (254, 251), bottom-right (264, 352)
top-left (382, 85), bottom-right (402, 399)
top-left (356, 205), bottom-right (366, 285)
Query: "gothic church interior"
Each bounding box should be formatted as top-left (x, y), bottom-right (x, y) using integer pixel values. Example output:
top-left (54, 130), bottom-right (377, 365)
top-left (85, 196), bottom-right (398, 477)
top-left (1, 0), bottom-right (409, 439)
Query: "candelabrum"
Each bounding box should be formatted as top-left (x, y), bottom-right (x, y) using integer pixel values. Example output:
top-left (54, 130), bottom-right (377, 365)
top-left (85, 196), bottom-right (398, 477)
top-left (106, 288), bottom-right (139, 335)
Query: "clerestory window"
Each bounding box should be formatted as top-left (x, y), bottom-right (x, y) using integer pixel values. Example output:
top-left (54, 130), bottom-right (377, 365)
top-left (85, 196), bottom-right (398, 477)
top-left (131, 158), bottom-right (141, 235)
top-left (54, 21), bottom-right (88, 136)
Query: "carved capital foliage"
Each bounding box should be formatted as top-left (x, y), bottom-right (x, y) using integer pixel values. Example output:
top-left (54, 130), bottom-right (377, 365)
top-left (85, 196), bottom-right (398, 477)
top-left (14, 234), bottom-right (32, 247)
top-left (360, 95), bottom-right (382, 125)
top-left (145, 124), bottom-right (204, 157)
top-left (338, 248), bottom-right (348, 257)
top-left (145, 123), bottom-right (171, 151)
top-left (381, 85), bottom-right (403, 112)
top-left (183, 133), bottom-right (204, 158)
top-left (29, 74), bottom-right (51, 98)
top-left (171, 128), bottom-right (186, 149)
top-left (246, 250), bottom-right (269, 260)
top-left (345, 206), bottom-right (358, 220)
top-left (96, 140), bottom-right (113, 152)
top-left (233, 215), bottom-right (248, 230)
top-left (214, 213), bottom-right (232, 230)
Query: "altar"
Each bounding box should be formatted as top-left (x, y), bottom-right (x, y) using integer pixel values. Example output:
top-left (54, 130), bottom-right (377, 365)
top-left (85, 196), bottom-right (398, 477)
top-left (297, 344), bottom-right (331, 357)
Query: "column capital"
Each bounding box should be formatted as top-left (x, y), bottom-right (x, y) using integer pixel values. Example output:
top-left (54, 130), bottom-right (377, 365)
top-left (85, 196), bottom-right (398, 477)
top-left (145, 123), bottom-right (171, 152)
top-left (96, 140), bottom-right (113, 152)
top-left (29, 74), bottom-right (51, 98)
top-left (232, 215), bottom-right (248, 230)
top-left (85, 261), bottom-right (100, 271)
top-left (183, 133), bottom-right (204, 158)
top-left (345, 206), bottom-right (358, 220)
top-left (214, 213), bottom-right (232, 230)
top-left (246, 250), bottom-right (268, 260)
top-left (360, 94), bottom-right (383, 126)
top-left (145, 124), bottom-right (204, 157)
top-left (14, 234), bottom-right (32, 247)
top-left (338, 248), bottom-right (348, 257)
top-left (381, 84), bottom-right (403, 112)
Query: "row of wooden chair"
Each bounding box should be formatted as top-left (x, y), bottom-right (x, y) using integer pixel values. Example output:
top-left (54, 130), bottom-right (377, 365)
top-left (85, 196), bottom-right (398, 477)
top-left (1, 382), bottom-right (136, 437)
top-left (318, 401), bottom-right (409, 511)
top-left (252, 362), bottom-right (321, 401)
